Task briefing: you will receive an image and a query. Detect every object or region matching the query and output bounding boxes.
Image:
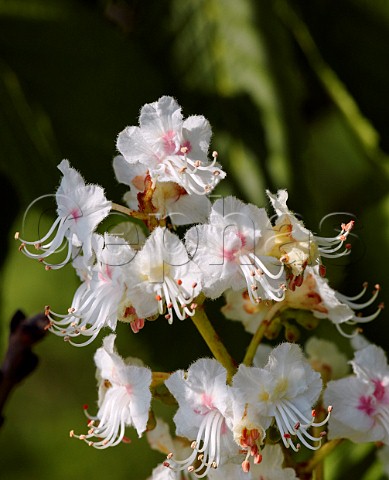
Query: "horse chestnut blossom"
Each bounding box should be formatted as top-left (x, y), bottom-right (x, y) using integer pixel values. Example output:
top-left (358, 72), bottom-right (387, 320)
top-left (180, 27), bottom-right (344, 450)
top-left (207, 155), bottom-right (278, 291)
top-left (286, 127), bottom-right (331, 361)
top-left (266, 189), bottom-right (354, 286)
top-left (70, 334), bottom-right (152, 448)
top-left (116, 96), bottom-right (225, 195)
top-left (185, 196), bottom-right (286, 303)
top-left (125, 227), bottom-right (202, 322)
top-left (324, 344), bottom-right (389, 444)
top-left (232, 343), bottom-right (331, 454)
top-left (222, 265), bottom-right (382, 337)
top-left (14, 96), bottom-right (388, 479)
top-left (113, 155), bottom-right (212, 226)
top-left (15, 159), bottom-right (111, 269)
top-left (207, 444), bottom-right (297, 480)
top-left (46, 233), bottom-right (138, 346)
top-left (164, 358), bottom-right (237, 477)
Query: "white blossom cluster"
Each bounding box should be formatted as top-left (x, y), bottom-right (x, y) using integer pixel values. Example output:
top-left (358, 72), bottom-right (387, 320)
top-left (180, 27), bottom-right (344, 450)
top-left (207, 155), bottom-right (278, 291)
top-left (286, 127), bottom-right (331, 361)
top-left (16, 96), bottom-right (387, 479)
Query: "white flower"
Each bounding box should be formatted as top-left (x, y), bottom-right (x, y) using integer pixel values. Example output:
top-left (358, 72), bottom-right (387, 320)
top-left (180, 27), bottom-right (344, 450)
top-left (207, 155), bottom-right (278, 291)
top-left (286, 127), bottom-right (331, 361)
top-left (222, 266), bottom-right (382, 337)
top-left (47, 233), bottom-right (136, 346)
top-left (126, 227), bottom-right (202, 322)
top-left (248, 444), bottom-right (298, 480)
top-left (116, 96), bottom-right (225, 195)
top-left (70, 334), bottom-right (152, 448)
top-left (147, 418), bottom-right (196, 480)
top-left (324, 344), bottom-right (389, 445)
top-left (113, 155), bottom-right (211, 225)
top-left (266, 189), bottom-right (354, 282)
top-left (16, 159), bottom-right (111, 269)
top-left (208, 444), bottom-right (298, 479)
top-left (305, 337), bottom-right (349, 381)
top-left (164, 358), bottom-right (236, 478)
top-left (185, 197), bottom-right (286, 303)
top-left (232, 343), bottom-right (329, 453)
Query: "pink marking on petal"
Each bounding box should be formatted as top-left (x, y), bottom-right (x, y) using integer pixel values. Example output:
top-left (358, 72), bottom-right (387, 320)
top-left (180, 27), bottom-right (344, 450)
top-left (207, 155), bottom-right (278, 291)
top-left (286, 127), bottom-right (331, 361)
top-left (98, 265), bottom-right (113, 282)
top-left (222, 247), bottom-right (238, 262)
top-left (126, 385), bottom-right (133, 396)
top-left (70, 208), bottom-right (82, 222)
top-left (162, 130), bottom-right (177, 155)
top-left (373, 379), bottom-right (386, 402)
top-left (236, 231), bottom-right (246, 248)
top-left (357, 395), bottom-right (376, 416)
top-left (201, 393), bottom-right (214, 410)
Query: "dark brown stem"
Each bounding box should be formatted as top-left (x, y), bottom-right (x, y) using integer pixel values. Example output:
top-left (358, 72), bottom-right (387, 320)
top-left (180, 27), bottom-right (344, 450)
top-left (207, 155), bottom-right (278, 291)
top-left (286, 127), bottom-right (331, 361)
top-left (0, 310), bottom-right (50, 428)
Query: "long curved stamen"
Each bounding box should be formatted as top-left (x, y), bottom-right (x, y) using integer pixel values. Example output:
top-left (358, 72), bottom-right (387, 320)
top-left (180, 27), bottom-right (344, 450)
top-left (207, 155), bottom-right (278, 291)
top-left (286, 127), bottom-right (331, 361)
top-left (159, 276), bottom-right (197, 323)
top-left (336, 285), bottom-right (380, 310)
top-left (314, 220), bottom-right (355, 246)
top-left (17, 218), bottom-right (70, 261)
top-left (240, 256), bottom-right (285, 303)
top-left (275, 401), bottom-right (331, 451)
top-left (164, 151), bottom-right (223, 195)
top-left (335, 322), bottom-right (361, 338)
top-left (71, 392), bottom-right (130, 449)
top-left (249, 253), bottom-right (285, 280)
top-left (15, 215), bottom-right (63, 246)
top-left (319, 246), bottom-right (351, 258)
top-left (165, 410), bottom-right (224, 478)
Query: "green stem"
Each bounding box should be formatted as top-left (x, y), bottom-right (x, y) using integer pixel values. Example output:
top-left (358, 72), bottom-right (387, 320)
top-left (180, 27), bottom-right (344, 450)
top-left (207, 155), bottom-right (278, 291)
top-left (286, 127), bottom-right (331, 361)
top-left (191, 306), bottom-right (237, 382)
top-left (243, 302), bottom-right (282, 366)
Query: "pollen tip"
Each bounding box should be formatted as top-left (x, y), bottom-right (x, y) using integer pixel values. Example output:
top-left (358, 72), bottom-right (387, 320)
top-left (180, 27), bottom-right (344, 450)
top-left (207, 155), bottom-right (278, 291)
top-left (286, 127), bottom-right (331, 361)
top-left (363, 281), bottom-right (368, 288)
top-left (375, 284), bottom-right (381, 291)
top-left (242, 460), bottom-right (250, 473)
top-left (190, 441), bottom-right (197, 449)
top-left (14, 231), bottom-right (20, 240)
top-left (212, 151), bottom-right (218, 158)
top-left (45, 265), bottom-right (52, 271)
top-left (328, 405), bottom-right (333, 413)
top-left (345, 243), bottom-right (352, 250)
top-left (320, 431), bottom-right (327, 438)
top-left (379, 302), bottom-right (384, 310)
top-left (176, 279), bottom-right (183, 286)
top-left (254, 453), bottom-right (262, 464)
top-left (188, 466), bottom-right (195, 473)
top-left (44, 305), bottom-right (50, 315)
top-left (155, 294), bottom-right (162, 301)
top-left (163, 461), bottom-right (171, 468)
top-left (312, 409), bottom-right (316, 417)
top-left (83, 404), bottom-right (89, 411)
top-left (167, 452), bottom-right (173, 460)
top-left (122, 436), bottom-right (131, 444)
top-left (69, 430), bottom-right (74, 438)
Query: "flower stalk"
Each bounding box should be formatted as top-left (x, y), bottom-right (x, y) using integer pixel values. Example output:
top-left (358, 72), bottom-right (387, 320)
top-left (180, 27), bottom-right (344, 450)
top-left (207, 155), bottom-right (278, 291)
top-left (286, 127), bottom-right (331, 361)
top-left (191, 302), bottom-right (236, 381)
top-left (243, 301), bottom-right (283, 366)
